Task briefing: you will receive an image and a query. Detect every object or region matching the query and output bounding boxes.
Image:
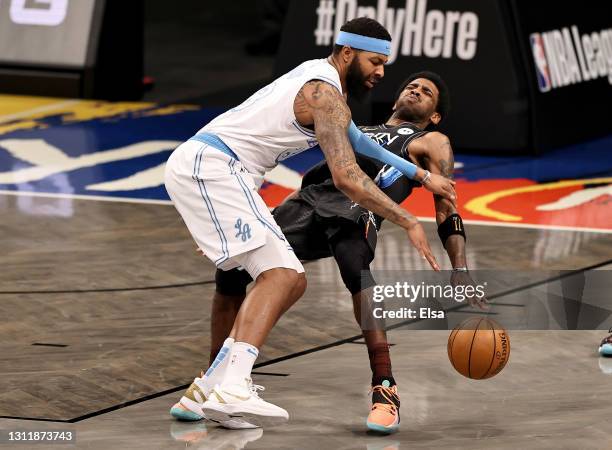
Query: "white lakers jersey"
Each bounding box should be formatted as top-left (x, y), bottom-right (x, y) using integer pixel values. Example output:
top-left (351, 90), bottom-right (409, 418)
top-left (200, 59), bottom-right (343, 182)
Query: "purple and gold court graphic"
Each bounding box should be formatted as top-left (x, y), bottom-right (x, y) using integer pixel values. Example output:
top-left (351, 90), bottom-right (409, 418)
top-left (1, 95), bottom-right (609, 233)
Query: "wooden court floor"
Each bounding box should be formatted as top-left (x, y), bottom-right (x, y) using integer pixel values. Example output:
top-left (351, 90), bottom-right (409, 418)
top-left (0, 194), bottom-right (611, 448)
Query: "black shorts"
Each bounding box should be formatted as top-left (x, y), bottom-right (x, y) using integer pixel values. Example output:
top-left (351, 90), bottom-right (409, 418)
top-left (215, 187), bottom-right (379, 296)
top-left (273, 182), bottom-right (379, 260)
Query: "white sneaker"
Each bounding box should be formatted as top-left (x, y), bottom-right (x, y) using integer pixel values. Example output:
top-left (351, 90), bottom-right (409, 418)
top-left (202, 378), bottom-right (289, 427)
top-left (169, 371), bottom-right (210, 421)
top-left (170, 372), bottom-right (259, 429)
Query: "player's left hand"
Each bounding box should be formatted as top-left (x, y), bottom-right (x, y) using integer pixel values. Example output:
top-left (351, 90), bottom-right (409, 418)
top-left (423, 172), bottom-right (456, 204)
top-left (450, 271), bottom-right (489, 310)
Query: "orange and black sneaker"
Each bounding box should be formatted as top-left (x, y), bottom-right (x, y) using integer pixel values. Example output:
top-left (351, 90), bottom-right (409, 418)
top-left (599, 327), bottom-right (612, 357)
top-left (366, 379), bottom-right (400, 434)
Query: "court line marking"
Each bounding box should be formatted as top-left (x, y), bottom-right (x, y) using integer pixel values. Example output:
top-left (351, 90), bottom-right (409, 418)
top-left (0, 279), bottom-right (216, 295)
top-left (0, 189), bottom-right (610, 234)
top-left (0, 190), bottom-right (173, 206)
top-left (0, 100), bottom-right (82, 124)
top-left (2, 258), bottom-right (609, 423)
top-left (0, 261), bottom-right (319, 295)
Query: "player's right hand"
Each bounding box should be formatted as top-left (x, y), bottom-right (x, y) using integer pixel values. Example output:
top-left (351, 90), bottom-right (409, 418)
top-left (405, 220), bottom-right (440, 271)
top-left (423, 172), bottom-right (456, 204)
top-left (451, 271), bottom-right (490, 310)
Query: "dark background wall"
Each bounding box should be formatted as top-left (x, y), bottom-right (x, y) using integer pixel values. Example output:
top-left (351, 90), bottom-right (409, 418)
top-left (142, 0), bottom-right (278, 105)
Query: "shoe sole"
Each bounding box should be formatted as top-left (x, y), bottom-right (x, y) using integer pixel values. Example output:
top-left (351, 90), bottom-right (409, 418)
top-left (169, 398), bottom-right (205, 422)
top-left (366, 420), bottom-right (400, 434)
top-left (600, 344), bottom-right (612, 357)
top-left (170, 405), bottom-right (203, 421)
top-left (202, 405), bottom-right (287, 428)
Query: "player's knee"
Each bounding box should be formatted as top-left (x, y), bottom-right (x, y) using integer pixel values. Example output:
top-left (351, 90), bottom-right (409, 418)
top-left (293, 272), bottom-right (307, 298)
top-left (280, 268), bottom-right (305, 294)
top-left (342, 270), bottom-right (374, 295)
top-left (258, 267), bottom-right (305, 292)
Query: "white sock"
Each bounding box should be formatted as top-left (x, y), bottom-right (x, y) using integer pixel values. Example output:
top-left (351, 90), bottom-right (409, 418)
top-left (221, 341), bottom-right (259, 389)
top-left (203, 337), bottom-right (234, 387)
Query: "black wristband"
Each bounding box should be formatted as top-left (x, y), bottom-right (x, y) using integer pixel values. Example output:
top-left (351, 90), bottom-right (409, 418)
top-left (438, 214), bottom-right (466, 247)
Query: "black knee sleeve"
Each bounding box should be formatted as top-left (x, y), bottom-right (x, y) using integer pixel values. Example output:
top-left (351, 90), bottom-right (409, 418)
top-left (330, 227), bottom-right (376, 295)
top-left (215, 268), bottom-right (253, 296)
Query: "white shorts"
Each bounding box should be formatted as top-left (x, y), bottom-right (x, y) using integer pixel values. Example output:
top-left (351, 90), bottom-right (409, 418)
top-left (164, 140), bottom-right (304, 279)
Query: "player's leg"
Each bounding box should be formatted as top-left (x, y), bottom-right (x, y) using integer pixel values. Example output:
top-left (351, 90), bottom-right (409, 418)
top-left (352, 289), bottom-right (400, 434)
top-left (170, 268), bottom-right (251, 422)
top-left (171, 190), bottom-right (316, 426)
top-left (165, 141), bottom-right (305, 426)
top-left (329, 227), bottom-right (400, 434)
top-left (210, 269), bottom-right (252, 363)
top-left (351, 290), bottom-right (394, 382)
top-left (197, 156), bottom-right (306, 427)
top-left (202, 235), bottom-right (306, 427)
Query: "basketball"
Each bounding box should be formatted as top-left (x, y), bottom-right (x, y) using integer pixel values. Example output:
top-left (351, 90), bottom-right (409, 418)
top-left (448, 317), bottom-right (510, 379)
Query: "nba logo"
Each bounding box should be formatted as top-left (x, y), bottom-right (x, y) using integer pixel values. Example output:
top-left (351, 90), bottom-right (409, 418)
top-left (530, 33), bottom-right (551, 93)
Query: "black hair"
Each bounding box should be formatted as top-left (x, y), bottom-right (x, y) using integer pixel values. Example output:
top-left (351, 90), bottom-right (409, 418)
top-left (332, 17), bottom-right (391, 55)
top-left (396, 71), bottom-right (451, 121)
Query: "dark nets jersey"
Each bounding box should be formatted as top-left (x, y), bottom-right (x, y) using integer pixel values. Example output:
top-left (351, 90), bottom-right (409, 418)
top-left (297, 122), bottom-right (428, 229)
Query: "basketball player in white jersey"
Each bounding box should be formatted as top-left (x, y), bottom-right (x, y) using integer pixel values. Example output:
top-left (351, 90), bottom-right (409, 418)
top-left (164, 17), bottom-right (456, 427)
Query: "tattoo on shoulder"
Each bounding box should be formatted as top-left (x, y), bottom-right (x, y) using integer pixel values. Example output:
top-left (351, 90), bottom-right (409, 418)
top-left (296, 80), bottom-right (338, 107)
top-left (295, 81), bottom-right (342, 122)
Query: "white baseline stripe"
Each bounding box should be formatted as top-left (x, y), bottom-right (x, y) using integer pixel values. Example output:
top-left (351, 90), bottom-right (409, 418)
top-left (0, 189), bottom-right (172, 206)
top-left (0, 189), bottom-right (610, 234)
top-left (0, 100), bottom-right (82, 124)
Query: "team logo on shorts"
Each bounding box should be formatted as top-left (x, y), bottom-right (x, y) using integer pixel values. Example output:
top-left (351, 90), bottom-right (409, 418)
top-left (234, 218), bottom-right (252, 242)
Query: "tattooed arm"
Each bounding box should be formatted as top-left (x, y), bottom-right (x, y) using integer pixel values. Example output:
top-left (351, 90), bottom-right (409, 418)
top-left (294, 80), bottom-right (440, 270)
top-left (411, 132), bottom-right (466, 268)
top-left (416, 132), bottom-right (488, 308)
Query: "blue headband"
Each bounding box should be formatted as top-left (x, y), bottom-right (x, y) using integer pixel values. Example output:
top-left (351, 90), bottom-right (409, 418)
top-left (335, 31), bottom-right (391, 56)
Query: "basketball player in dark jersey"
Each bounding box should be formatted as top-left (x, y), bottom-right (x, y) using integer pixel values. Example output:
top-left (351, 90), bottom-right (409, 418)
top-left (173, 71), bottom-right (487, 432)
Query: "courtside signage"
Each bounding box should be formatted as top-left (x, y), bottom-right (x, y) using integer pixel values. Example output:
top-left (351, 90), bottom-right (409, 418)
top-left (7, 0), bottom-right (69, 26)
top-left (530, 25), bottom-right (612, 93)
top-left (314, 0), bottom-right (479, 63)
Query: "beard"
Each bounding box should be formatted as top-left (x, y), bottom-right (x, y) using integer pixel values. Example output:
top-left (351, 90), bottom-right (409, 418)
top-left (394, 101), bottom-right (429, 123)
top-left (345, 58), bottom-right (371, 103)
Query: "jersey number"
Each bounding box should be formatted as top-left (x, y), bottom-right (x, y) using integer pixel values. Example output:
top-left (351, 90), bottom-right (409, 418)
top-left (452, 216), bottom-right (463, 231)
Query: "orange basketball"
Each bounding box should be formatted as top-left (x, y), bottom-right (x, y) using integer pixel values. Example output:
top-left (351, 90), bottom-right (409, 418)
top-left (448, 317), bottom-right (510, 379)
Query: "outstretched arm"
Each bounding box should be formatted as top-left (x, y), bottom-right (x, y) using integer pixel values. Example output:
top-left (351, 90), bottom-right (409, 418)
top-left (294, 80), bottom-right (440, 270)
top-left (423, 133), bottom-right (466, 268)
top-left (415, 132), bottom-right (488, 309)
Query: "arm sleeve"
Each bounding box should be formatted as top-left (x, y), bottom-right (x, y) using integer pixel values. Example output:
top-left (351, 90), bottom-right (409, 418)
top-left (347, 121), bottom-right (418, 179)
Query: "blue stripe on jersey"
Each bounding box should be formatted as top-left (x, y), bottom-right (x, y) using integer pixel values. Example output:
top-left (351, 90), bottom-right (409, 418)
top-left (191, 132), bottom-right (239, 160)
top-left (378, 167), bottom-right (404, 189)
top-left (193, 147), bottom-right (229, 265)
